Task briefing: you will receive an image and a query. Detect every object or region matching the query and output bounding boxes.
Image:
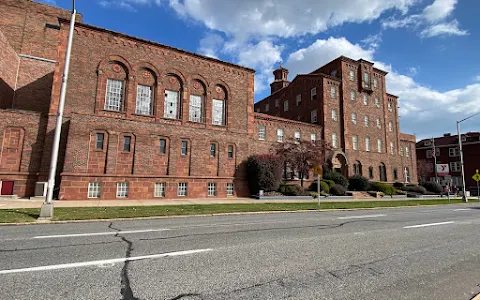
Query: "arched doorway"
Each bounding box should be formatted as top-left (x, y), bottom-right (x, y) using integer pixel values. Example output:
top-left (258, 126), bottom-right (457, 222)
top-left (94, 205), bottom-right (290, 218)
top-left (379, 163), bottom-right (387, 182)
top-left (353, 160), bottom-right (362, 176)
top-left (331, 152), bottom-right (348, 177)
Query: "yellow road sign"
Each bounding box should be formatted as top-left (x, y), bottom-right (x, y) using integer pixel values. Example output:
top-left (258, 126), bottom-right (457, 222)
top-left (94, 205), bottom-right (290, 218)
top-left (473, 173), bottom-right (480, 182)
top-left (314, 165), bottom-right (323, 176)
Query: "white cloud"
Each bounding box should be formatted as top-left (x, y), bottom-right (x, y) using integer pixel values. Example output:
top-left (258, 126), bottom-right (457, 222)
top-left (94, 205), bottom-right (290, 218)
top-left (422, 0), bottom-right (457, 22)
top-left (361, 33), bottom-right (383, 50)
top-left (197, 33), bottom-right (224, 58)
top-left (420, 19), bottom-right (468, 37)
top-left (408, 67), bottom-right (418, 76)
top-left (283, 36), bottom-right (480, 138)
top-left (99, 0), bottom-right (161, 11)
top-left (474, 75), bottom-right (480, 82)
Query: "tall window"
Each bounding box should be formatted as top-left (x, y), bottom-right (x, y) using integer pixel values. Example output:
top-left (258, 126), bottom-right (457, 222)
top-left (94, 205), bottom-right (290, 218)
top-left (352, 135), bottom-right (358, 150)
top-left (189, 94), bottom-right (202, 122)
top-left (449, 147), bottom-right (460, 157)
top-left (296, 94), bottom-right (301, 106)
top-left (177, 182), bottom-right (187, 196)
top-left (294, 131), bottom-right (301, 143)
top-left (365, 136), bottom-right (370, 152)
top-left (400, 147), bottom-right (404, 156)
top-left (181, 141), bottom-right (188, 156)
top-left (226, 183), bottom-right (234, 196)
top-left (405, 146), bottom-right (410, 157)
top-left (375, 97), bottom-right (380, 108)
top-left (364, 116), bottom-right (369, 127)
top-left (390, 142), bottom-right (394, 154)
top-left (284, 100), bottom-right (289, 112)
top-left (374, 78), bottom-right (378, 88)
top-left (389, 121), bottom-right (393, 132)
top-left (88, 182), bottom-right (101, 198)
top-left (212, 99), bottom-right (225, 126)
top-left (123, 136), bottom-right (131, 152)
top-left (311, 110), bottom-right (317, 123)
top-left (275, 99), bottom-right (279, 107)
top-left (363, 94), bottom-right (368, 105)
top-left (258, 125), bottom-right (266, 140)
top-left (277, 128), bottom-right (284, 142)
top-left (207, 183), bottom-right (216, 196)
top-left (332, 133), bottom-right (338, 148)
top-left (377, 139), bottom-right (382, 153)
top-left (136, 85), bottom-right (152, 115)
top-left (311, 87), bottom-right (317, 100)
top-left (364, 72), bottom-right (370, 87)
top-left (393, 168), bottom-right (398, 180)
top-left (405, 167), bottom-right (410, 183)
top-left (354, 161), bottom-right (362, 175)
top-left (388, 102), bottom-right (393, 112)
top-left (164, 90), bottom-right (179, 119)
top-left (350, 91), bottom-right (356, 101)
top-left (349, 70), bottom-right (355, 81)
top-left (376, 117), bottom-right (381, 129)
top-left (369, 167), bottom-right (374, 179)
top-left (265, 103), bottom-right (269, 112)
top-left (352, 112), bottom-right (357, 125)
top-left (330, 86), bottom-right (336, 98)
top-left (228, 145), bottom-right (234, 159)
top-left (210, 143), bottom-right (216, 157)
top-left (154, 182), bottom-right (166, 197)
top-left (311, 133), bottom-right (316, 142)
top-left (105, 79), bottom-right (123, 111)
top-left (332, 109), bottom-right (338, 121)
top-left (95, 133), bottom-right (104, 150)
top-left (159, 138), bottom-right (167, 154)
top-left (116, 182), bottom-right (129, 198)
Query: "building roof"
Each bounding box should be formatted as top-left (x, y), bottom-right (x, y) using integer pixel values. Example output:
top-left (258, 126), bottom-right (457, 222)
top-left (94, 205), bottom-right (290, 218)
top-left (58, 19), bottom-right (255, 73)
top-left (416, 132), bottom-right (480, 148)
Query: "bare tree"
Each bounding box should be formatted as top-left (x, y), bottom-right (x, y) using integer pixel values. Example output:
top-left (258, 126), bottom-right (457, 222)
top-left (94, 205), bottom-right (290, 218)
top-left (274, 138), bottom-right (331, 187)
top-left (417, 159), bottom-right (433, 184)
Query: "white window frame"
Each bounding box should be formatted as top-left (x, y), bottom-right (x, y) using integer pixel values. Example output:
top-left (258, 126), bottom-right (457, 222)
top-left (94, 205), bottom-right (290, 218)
top-left (390, 142), bottom-right (394, 154)
top-left (332, 133), bottom-right (338, 149)
top-left (258, 125), bottom-right (266, 141)
top-left (364, 72), bottom-right (370, 88)
top-left (105, 79), bottom-right (123, 111)
top-left (374, 77), bottom-right (378, 88)
top-left (330, 86), bottom-right (336, 99)
top-left (449, 147), bottom-right (460, 157)
top-left (164, 90), bottom-right (179, 119)
top-left (332, 109), bottom-right (338, 121)
top-left (351, 112), bottom-right (357, 125)
top-left (294, 131), bottom-right (301, 143)
top-left (352, 136), bottom-right (358, 150)
top-left (284, 100), bottom-right (289, 112)
top-left (116, 182), bottom-right (129, 198)
top-left (177, 182), bottom-right (188, 196)
top-left (311, 110), bottom-right (317, 123)
top-left (311, 87), bottom-right (317, 100)
top-left (181, 141), bottom-right (188, 156)
top-left (296, 94), bottom-right (301, 106)
top-left (189, 94), bottom-right (203, 123)
top-left (226, 183), bottom-right (235, 196)
top-left (377, 139), bottom-right (382, 153)
top-left (349, 70), bottom-right (355, 81)
top-left (363, 94), bottom-right (368, 105)
top-left (212, 99), bottom-right (225, 126)
top-left (364, 116), bottom-right (369, 127)
top-left (406, 146), bottom-right (410, 157)
top-left (389, 121), bottom-right (393, 132)
top-left (277, 128), bottom-right (284, 143)
top-left (136, 84), bottom-right (152, 115)
top-left (207, 182), bottom-right (216, 196)
top-left (376, 117), bottom-right (381, 129)
top-left (154, 182), bottom-right (166, 197)
top-left (365, 137), bottom-right (370, 152)
top-left (350, 91), bottom-right (356, 101)
top-left (311, 133), bottom-right (316, 142)
top-left (88, 182), bottom-right (101, 198)
top-left (375, 97), bottom-right (380, 108)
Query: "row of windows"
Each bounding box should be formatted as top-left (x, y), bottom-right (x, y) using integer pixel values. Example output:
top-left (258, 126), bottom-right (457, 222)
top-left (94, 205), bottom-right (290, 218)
top-left (353, 162), bottom-right (411, 182)
top-left (349, 113), bottom-right (394, 131)
top-left (94, 133), bottom-right (234, 158)
top-left (349, 70), bottom-right (380, 89)
top-left (425, 147), bottom-right (460, 158)
top-left (88, 182), bottom-right (235, 198)
top-left (105, 79), bottom-right (226, 126)
top-left (257, 126), bottom-right (316, 143)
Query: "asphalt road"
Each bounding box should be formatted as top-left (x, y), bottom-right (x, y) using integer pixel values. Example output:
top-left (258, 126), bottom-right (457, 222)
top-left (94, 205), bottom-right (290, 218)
top-left (1, 204), bottom-right (480, 300)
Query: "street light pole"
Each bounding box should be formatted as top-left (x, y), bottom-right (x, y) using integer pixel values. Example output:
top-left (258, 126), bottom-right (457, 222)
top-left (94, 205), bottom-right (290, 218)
top-left (39, 1), bottom-right (77, 219)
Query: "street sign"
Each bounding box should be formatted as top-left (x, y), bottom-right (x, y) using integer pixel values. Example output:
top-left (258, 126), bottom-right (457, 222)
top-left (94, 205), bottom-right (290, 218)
top-left (474, 170), bottom-right (480, 202)
top-left (436, 164), bottom-right (449, 176)
top-left (314, 165), bottom-right (323, 176)
top-left (472, 172), bottom-right (480, 182)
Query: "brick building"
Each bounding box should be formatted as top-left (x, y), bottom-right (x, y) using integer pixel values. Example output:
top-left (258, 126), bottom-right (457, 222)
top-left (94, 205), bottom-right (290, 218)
top-left (254, 57), bottom-right (417, 184)
top-left (416, 132), bottom-right (480, 190)
top-left (0, 0), bottom-right (322, 199)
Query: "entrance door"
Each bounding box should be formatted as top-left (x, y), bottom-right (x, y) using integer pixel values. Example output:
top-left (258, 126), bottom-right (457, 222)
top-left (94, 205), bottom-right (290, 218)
top-left (1, 181), bottom-right (14, 195)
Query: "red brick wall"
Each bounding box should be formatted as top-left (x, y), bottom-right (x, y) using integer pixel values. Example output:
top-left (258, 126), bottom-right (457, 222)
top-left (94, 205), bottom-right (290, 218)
top-left (0, 29), bottom-right (19, 109)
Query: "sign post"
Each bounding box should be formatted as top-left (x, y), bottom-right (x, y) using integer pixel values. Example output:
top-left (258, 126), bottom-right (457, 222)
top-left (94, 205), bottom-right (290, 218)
top-left (314, 166), bottom-right (323, 208)
top-left (472, 169), bottom-right (480, 201)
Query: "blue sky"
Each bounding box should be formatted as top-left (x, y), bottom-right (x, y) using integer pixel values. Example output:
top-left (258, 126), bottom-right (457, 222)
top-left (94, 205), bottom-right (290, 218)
top-left (40, 0), bottom-right (480, 140)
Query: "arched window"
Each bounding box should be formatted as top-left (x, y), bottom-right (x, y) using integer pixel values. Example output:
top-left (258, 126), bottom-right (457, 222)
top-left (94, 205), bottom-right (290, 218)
top-left (212, 85), bottom-right (227, 126)
top-left (103, 62), bottom-right (128, 112)
top-left (353, 161), bottom-right (362, 176)
top-left (135, 68), bottom-right (156, 116)
top-left (379, 163), bottom-right (387, 182)
top-left (368, 166), bottom-right (374, 179)
top-left (164, 74), bottom-right (183, 119)
top-left (189, 79), bottom-right (206, 123)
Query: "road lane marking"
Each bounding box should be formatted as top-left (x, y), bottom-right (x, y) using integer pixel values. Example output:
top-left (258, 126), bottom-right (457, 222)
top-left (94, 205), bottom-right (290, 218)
top-left (0, 248), bottom-right (213, 275)
top-left (32, 228), bottom-right (170, 239)
top-left (337, 214), bottom-right (386, 220)
top-left (403, 221), bottom-right (455, 229)
top-left (453, 208), bottom-right (473, 211)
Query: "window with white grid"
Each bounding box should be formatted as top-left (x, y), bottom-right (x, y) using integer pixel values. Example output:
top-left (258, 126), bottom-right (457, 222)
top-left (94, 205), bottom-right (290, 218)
top-left (177, 182), bottom-right (187, 196)
top-left (116, 182), bottom-right (129, 198)
top-left (88, 182), bottom-right (101, 198)
top-left (294, 131), bottom-right (301, 143)
top-left (105, 79), bottom-right (123, 111)
top-left (363, 94), bottom-right (368, 105)
top-left (164, 90), bottom-right (179, 119)
top-left (352, 136), bottom-right (358, 150)
top-left (374, 78), bottom-right (378, 88)
top-left (296, 94), bottom-right (301, 106)
top-left (349, 70), bottom-right (355, 81)
top-left (352, 112), bottom-right (357, 125)
top-left (311, 133), bottom-right (316, 142)
top-left (332, 109), bottom-right (338, 121)
top-left (388, 102), bottom-right (393, 112)
top-left (311, 110), bottom-right (317, 123)
top-left (375, 97), bottom-right (380, 108)
top-left (154, 182), bottom-right (166, 197)
top-left (207, 182), bottom-right (216, 196)
top-left (400, 147), bottom-right (404, 156)
top-left (449, 147), bottom-right (460, 157)
top-left (284, 100), bottom-right (288, 111)
top-left (311, 87), bottom-right (317, 100)
top-left (377, 139), bottom-right (382, 153)
top-left (189, 94), bottom-right (202, 122)
top-left (136, 85), bottom-right (152, 115)
top-left (364, 115), bottom-right (369, 127)
top-left (350, 91), bottom-right (356, 101)
top-left (277, 128), bottom-right (284, 142)
top-left (212, 99), bottom-right (225, 126)
top-left (258, 125), bottom-right (266, 140)
top-left (376, 118), bottom-right (381, 129)
top-left (405, 146), bottom-right (410, 157)
top-left (330, 86), bottom-right (336, 99)
top-left (181, 141), bottom-right (188, 156)
top-left (389, 121), bottom-right (393, 132)
top-left (365, 136), bottom-right (370, 152)
top-left (390, 142), bottom-right (394, 154)
top-left (226, 183), bottom-right (234, 196)
top-left (332, 133), bottom-right (338, 148)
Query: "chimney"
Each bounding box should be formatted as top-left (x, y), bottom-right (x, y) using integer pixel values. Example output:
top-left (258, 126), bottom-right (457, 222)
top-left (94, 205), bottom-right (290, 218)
top-left (443, 133), bottom-right (451, 137)
top-left (270, 66), bottom-right (290, 94)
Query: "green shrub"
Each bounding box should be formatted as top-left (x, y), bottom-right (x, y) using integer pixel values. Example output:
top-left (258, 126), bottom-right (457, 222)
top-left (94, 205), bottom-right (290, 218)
top-left (393, 182), bottom-right (405, 189)
top-left (348, 175), bottom-right (369, 191)
top-left (246, 154), bottom-right (283, 194)
top-left (323, 169), bottom-right (348, 188)
top-left (310, 192), bottom-right (318, 199)
top-left (404, 185), bottom-right (427, 194)
top-left (279, 184), bottom-right (310, 196)
top-left (422, 182), bottom-right (443, 194)
top-left (308, 181), bottom-right (330, 193)
top-left (329, 184), bottom-right (347, 196)
top-left (323, 179), bottom-right (336, 188)
top-left (369, 182), bottom-right (396, 196)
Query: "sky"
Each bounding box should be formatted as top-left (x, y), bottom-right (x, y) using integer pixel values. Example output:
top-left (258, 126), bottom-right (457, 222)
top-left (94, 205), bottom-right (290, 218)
top-left (39, 0), bottom-right (480, 140)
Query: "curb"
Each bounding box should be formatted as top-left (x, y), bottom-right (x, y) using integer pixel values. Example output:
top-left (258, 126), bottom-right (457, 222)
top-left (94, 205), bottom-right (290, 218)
top-left (0, 202), bottom-right (472, 226)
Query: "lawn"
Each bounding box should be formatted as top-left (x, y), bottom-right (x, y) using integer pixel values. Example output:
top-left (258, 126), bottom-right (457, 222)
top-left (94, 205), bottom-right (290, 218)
top-left (0, 198), bottom-right (467, 224)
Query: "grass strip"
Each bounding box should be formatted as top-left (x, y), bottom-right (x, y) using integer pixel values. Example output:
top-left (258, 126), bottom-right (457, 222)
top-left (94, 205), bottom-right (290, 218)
top-left (0, 198), bottom-right (467, 224)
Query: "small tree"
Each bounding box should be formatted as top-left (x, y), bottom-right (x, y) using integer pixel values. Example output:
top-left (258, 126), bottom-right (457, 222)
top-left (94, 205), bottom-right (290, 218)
top-left (245, 154), bottom-right (283, 194)
top-left (417, 159), bottom-right (433, 184)
top-left (275, 138), bottom-right (331, 187)
top-left (348, 175), bottom-right (369, 191)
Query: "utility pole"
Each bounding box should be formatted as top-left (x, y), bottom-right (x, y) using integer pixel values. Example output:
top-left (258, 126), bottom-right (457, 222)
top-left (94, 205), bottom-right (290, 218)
top-left (39, 1), bottom-right (77, 220)
top-left (432, 137), bottom-right (438, 183)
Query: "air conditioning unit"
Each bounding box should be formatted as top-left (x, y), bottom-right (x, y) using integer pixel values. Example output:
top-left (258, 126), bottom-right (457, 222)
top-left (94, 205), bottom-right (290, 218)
top-left (34, 182), bottom-right (48, 197)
